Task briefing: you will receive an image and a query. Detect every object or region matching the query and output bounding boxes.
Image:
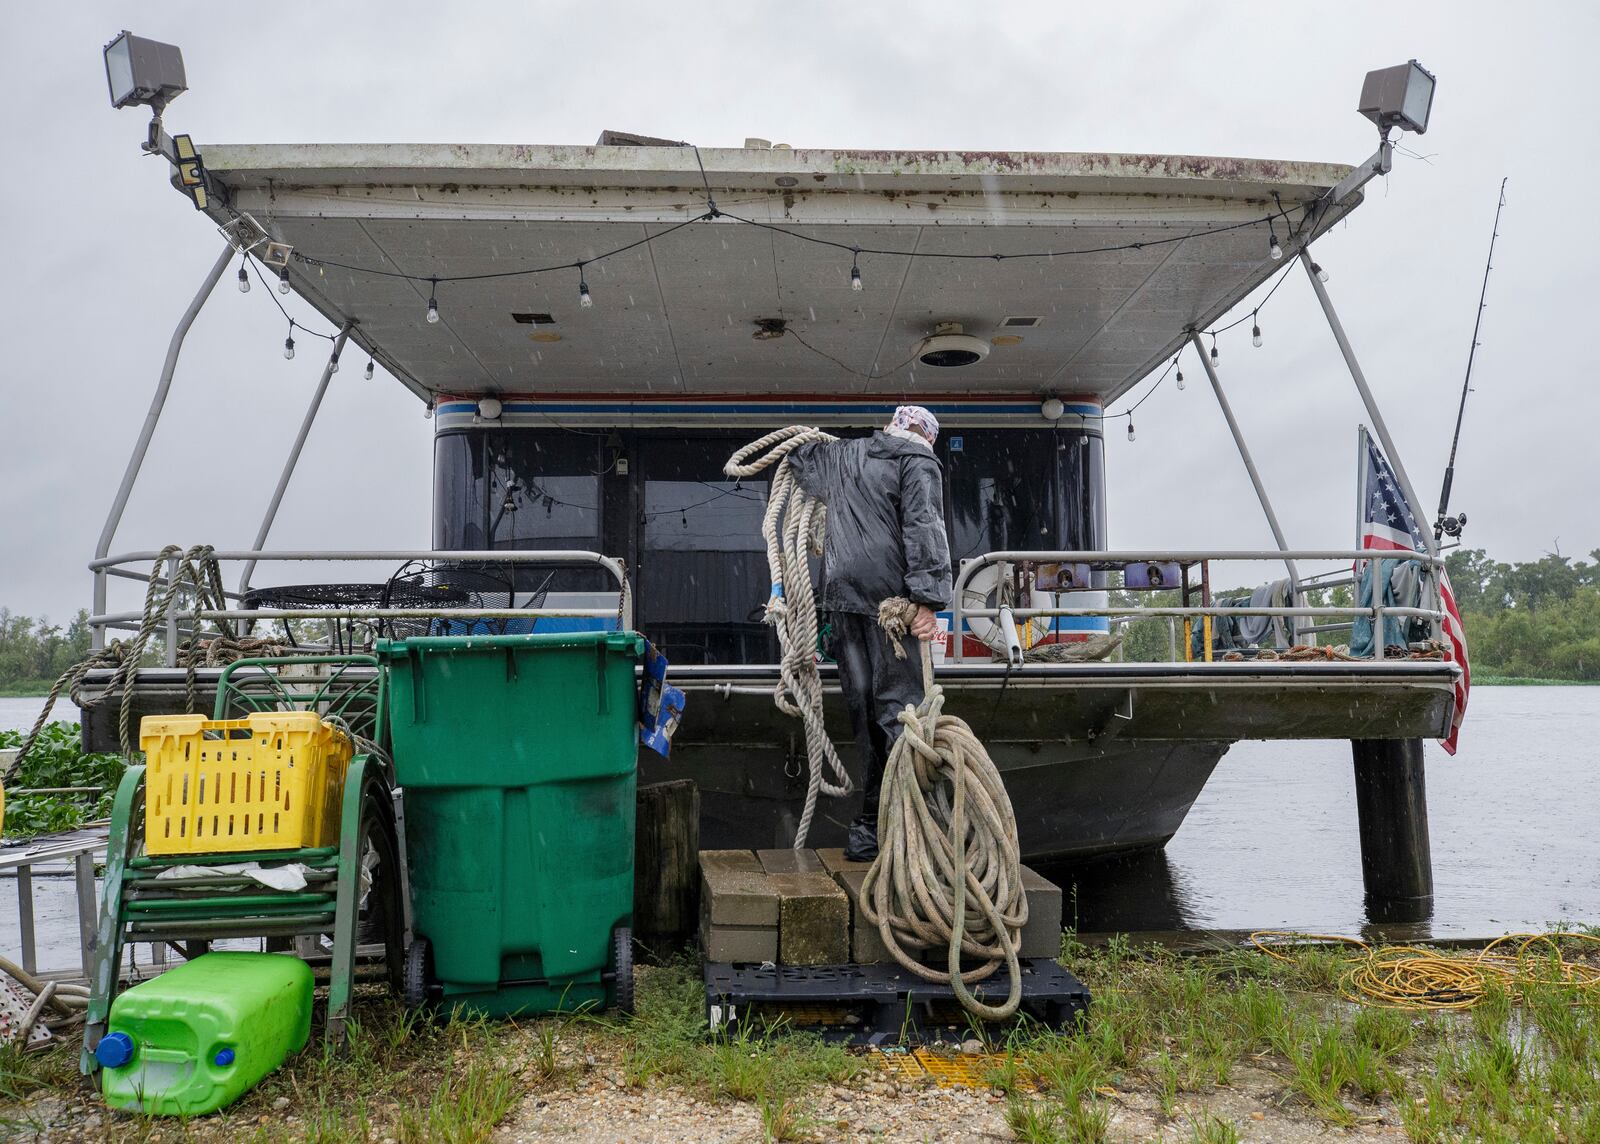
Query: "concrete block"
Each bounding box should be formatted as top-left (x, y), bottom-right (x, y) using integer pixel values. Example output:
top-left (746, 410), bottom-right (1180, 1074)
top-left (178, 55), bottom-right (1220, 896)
top-left (768, 871), bottom-right (849, 965)
top-left (1019, 865), bottom-right (1064, 960)
top-left (703, 925), bottom-right (778, 964)
top-left (814, 847), bottom-right (870, 876)
top-left (700, 851), bottom-right (779, 927)
top-left (829, 865), bottom-right (894, 964)
top-left (757, 848), bottom-right (826, 876)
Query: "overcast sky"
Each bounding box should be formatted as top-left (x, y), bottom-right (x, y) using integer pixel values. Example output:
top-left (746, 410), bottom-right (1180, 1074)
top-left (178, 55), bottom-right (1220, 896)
top-left (2, 2), bottom-right (1596, 625)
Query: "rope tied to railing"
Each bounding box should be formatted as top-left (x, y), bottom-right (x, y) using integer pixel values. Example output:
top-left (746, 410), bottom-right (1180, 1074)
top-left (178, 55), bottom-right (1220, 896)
top-left (723, 426), bottom-right (853, 848)
top-left (863, 597), bottom-right (1027, 1021)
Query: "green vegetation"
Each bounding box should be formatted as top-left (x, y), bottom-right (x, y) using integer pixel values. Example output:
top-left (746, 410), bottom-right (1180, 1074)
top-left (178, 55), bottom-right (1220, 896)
top-left (1446, 548), bottom-right (1600, 681)
top-left (7, 939), bottom-right (1597, 1141)
top-left (0, 721), bottom-right (124, 838)
top-left (0, 608), bottom-right (91, 694)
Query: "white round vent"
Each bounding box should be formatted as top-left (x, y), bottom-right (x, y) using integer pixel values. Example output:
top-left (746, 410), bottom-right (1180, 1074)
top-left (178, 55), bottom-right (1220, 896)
top-left (915, 322), bottom-right (990, 368)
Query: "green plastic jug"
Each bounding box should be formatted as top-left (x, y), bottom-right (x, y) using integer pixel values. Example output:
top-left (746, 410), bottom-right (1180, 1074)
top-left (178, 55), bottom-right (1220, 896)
top-left (96, 951), bottom-right (312, 1116)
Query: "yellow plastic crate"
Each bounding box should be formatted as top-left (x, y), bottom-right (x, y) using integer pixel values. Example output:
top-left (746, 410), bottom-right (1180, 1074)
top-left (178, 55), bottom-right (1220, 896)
top-left (140, 712), bottom-right (352, 856)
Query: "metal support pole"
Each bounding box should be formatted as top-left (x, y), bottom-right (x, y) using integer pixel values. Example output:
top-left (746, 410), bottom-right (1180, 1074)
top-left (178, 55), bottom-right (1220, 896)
top-left (239, 326), bottom-right (353, 594)
top-left (93, 242), bottom-right (235, 650)
top-left (1301, 250), bottom-right (1437, 557)
top-left (1189, 332), bottom-right (1301, 593)
top-left (75, 851), bottom-right (98, 980)
top-left (16, 864), bottom-right (36, 975)
top-left (1350, 737), bottom-right (1433, 922)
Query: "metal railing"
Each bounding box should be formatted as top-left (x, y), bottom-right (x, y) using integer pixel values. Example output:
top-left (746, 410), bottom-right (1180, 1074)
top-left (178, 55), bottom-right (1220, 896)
top-left (1, 831), bottom-right (104, 979)
top-left (951, 549), bottom-right (1448, 666)
top-left (88, 549), bottom-right (633, 659)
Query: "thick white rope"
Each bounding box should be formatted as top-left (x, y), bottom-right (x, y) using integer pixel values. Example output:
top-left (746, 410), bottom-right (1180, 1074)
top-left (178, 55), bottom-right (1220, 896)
top-left (724, 427), bottom-right (853, 848)
top-left (861, 599), bottom-right (1027, 1021)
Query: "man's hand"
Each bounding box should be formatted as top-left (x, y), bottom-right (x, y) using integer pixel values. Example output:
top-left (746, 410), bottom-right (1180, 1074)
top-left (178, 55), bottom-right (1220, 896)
top-left (910, 604), bottom-right (940, 641)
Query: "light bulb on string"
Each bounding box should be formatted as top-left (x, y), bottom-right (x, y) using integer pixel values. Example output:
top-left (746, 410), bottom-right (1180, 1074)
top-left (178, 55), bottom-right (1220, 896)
top-left (1209, 334), bottom-right (1220, 370)
top-left (426, 279), bottom-right (440, 324)
top-left (1175, 362), bottom-right (1185, 391)
top-left (236, 262), bottom-right (251, 293)
top-left (277, 269), bottom-right (291, 295)
top-left (365, 359), bottom-right (375, 380)
top-left (329, 352), bottom-right (340, 374)
top-left (850, 249), bottom-right (863, 292)
top-left (578, 267), bottom-right (593, 309)
top-left (1268, 230), bottom-right (1283, 261)
top-left (1311, 261), bottom-right (1330, 283)
top-left (1252, 311), bottom-right (1263, 348)
top-left (283, 322), bottom-right (296, 360)
top-left (1126, 418), bottom-right (1136, 442)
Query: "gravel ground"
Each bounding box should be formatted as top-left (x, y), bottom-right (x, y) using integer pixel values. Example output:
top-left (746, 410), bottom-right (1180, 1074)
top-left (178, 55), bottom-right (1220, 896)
top-left (492, 1047), bottom-right (1411, 1144)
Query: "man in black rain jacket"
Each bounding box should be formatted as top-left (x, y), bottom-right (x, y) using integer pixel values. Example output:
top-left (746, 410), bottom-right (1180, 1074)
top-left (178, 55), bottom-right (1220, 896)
top-left (787, 406), bottom-right (953, 861)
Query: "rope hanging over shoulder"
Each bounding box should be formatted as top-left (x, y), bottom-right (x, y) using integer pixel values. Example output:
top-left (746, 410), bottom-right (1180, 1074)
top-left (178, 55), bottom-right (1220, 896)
top-left (862, 597), bottom-right (1027, 1021)
top-left (724, 427), bottom-right (852, 848)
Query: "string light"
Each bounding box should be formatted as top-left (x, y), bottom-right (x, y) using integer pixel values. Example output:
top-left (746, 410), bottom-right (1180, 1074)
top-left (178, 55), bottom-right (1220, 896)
top-left (236, 261), bottom-right (251, 293)
top-left (579, 266), bottom-right (593, 308)
top-left (1312, 260), bottom-right (1330, 283)
top-left (850, 248), bottom-right (863, 292)
top-left (1268, 228), bottom-right (1283, 261)
top-left (365, 359), bottom-right (375, 380)
top-left (426, 279), bottom-right (440, 324)
top-left (1252, 311), bottom-right (1263, 348)
top-left (1210, 334), bottom-right (1220, 370)
top-left (329, 350), bottom-right (340, 374)
top-left (1175, 360), bottom-right (1185, 391)
top-left (277, 268), bottom-right (291, 295)
top-left (283, 321), bottom-right (296, 360)
top-left (1126, 418), bottom-right (1136, 442)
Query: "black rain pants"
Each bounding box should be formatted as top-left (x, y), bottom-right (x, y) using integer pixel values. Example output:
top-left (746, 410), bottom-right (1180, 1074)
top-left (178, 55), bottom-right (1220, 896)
top-left (827, 611), bottom-right (925, 820)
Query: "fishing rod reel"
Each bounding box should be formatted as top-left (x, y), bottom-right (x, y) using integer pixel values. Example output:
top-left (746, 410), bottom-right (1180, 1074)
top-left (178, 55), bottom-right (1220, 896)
top-left (1435, 511), bottom-right (1467, 541)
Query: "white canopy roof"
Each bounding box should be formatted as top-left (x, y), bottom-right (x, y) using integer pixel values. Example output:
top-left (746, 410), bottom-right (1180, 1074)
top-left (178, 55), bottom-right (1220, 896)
top-left (195, 142), bottom-right (1361, 404)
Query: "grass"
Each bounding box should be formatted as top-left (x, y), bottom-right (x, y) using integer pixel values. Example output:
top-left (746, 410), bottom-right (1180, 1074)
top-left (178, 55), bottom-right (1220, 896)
top-left (5, 936), bottom-right (1599, 1141)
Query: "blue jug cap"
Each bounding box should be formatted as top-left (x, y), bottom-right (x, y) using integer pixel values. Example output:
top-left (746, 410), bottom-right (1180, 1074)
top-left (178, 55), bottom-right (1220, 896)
top-left (214, 1047), bottom-right (236, 1067)
top-left (95, 1032), bottom-right (135, 1069)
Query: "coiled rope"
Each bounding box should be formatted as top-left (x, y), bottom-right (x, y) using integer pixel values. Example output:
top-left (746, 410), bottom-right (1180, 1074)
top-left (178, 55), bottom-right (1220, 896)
top-left (724, 427), bottom-right (853, 848)
top-left (1250, 930), bottom-right (1600, 1010)
top-left (862, 598), bottom-right (1027, 1021)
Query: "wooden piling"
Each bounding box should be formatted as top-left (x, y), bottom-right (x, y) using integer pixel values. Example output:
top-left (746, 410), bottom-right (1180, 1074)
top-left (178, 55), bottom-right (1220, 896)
top-left (1350, 738), bottom-right (1433, 921)
top-left (634, 779), bottom-right (700, 942)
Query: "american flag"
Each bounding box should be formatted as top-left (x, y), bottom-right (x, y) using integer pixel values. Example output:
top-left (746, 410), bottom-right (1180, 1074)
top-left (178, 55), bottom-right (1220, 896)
top-left (1358, 429), bottom-right (1470, 754)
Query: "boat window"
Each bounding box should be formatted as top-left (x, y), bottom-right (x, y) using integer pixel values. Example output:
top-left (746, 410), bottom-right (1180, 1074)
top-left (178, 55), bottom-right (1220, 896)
top-left (486, 432), bottom-right (601, 550)
top-left (433, 431), bottom-right (486, 550)
top-left (636, 436), bottom-right (776, 665)
top-left (944, 428), bottom-right (1105, 562)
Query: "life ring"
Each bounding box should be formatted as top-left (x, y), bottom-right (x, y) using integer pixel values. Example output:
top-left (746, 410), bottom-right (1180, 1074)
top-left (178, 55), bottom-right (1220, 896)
top-left (960, 562), bottom-right (1053, 652)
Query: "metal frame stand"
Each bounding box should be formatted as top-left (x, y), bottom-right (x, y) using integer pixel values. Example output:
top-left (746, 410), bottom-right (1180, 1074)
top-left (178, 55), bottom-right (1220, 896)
top-left (92, 243), bottom-right (235, 650)
top-left (239, 324), bottom-right (354, 594)
top-left (1188, 330), bottom-right (1300, 607)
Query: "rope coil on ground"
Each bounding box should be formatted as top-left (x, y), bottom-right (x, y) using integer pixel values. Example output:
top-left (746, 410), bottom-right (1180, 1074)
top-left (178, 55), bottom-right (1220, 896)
top-left (724, 427), bottom-right (853, 848)
top-left (861, 598), bottom-right (1027, 1021)
top-left (1251, 930), bottom-right (1600, 1010)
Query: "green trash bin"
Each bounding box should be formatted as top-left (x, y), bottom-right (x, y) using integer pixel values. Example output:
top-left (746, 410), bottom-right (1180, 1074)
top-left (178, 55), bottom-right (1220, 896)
top-left (380, 631), bottom-right (645, 1017)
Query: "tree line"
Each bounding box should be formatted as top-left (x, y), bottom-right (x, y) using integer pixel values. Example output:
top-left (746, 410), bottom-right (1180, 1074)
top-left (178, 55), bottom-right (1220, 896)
top-left (0, 608), bottom-right (92, 694)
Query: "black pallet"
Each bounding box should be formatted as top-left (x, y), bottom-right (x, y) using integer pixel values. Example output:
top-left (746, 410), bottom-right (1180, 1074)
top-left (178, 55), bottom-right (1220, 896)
top-left (703, 959), bottom-right (1090, 1044)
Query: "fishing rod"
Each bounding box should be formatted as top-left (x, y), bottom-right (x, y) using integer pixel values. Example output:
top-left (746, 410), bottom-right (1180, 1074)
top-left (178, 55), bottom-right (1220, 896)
top-left (1434, 177), bottom-right (1508, 543)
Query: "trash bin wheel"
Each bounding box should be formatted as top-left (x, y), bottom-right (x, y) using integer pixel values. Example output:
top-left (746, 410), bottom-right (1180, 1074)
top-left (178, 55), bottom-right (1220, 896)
top-left (612, 926), bottom-right (634, 1016)
top-left (403, 937), bottom-right (436, 1012)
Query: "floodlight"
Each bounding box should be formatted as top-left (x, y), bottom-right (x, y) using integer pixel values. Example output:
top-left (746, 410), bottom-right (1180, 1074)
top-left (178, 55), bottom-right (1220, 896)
top-left (1357, 59), bottom-right (1436, 135)
top-left (104, 31), bottom-right (187, 113)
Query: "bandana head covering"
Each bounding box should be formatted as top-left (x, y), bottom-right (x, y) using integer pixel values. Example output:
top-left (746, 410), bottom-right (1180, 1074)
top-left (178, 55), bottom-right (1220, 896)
top-left (888, 405), bottom-right (940, 442)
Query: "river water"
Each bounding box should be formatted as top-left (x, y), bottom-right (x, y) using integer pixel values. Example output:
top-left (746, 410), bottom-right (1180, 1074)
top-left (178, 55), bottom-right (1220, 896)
top-left (3, 688), bottom-right (1597, 969)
